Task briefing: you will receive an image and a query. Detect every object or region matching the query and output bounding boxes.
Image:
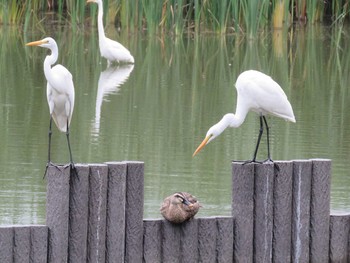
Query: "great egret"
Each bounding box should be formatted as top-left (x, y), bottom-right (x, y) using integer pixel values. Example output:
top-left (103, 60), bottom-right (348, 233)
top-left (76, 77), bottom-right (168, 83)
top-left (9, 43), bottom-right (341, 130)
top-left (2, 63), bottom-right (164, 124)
top-left (26, 37), bottom-right (75, 175)
top-left (160, 192), bottom-right (200, 224)
top-left (193, 70), bottom-right (296, 163)
top-left (87, 0), bottom-right (135, 65)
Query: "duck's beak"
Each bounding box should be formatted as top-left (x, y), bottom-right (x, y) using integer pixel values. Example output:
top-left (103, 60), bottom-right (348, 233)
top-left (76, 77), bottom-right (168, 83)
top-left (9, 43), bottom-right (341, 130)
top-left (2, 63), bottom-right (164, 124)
top-left (26, 39), bottom-right (47, 46)
top-left (181, 198), bottom-right (193, 207)
top-left (192, 135), bottom-right (211, 157)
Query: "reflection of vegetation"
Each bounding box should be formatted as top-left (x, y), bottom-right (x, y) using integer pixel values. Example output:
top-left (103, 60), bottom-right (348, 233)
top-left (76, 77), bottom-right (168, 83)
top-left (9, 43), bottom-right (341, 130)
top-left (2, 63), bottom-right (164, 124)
top-left (2, 24), bottom-right (350, 221)
top-left (2, 0), bottom-right (350, 35)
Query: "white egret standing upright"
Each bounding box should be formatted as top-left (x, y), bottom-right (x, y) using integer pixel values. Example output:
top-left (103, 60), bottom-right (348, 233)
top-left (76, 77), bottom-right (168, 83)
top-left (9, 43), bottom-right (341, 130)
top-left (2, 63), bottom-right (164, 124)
top-left (193, 70), bottom-right (296, 163)
top-left (26, 37), bottom-right (75, 175)
top-left (87, 0), bottom-right (134, 65)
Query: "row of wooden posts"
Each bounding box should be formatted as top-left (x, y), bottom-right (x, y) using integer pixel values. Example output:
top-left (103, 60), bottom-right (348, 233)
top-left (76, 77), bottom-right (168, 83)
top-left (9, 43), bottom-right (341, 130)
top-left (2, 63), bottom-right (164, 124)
top-left (0, 159), bottom-right (350, 262)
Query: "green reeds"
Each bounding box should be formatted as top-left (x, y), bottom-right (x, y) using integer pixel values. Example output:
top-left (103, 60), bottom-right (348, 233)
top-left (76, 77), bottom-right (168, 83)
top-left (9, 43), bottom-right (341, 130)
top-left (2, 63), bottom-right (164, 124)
top-left (2, 0), bottom-right (350, 35)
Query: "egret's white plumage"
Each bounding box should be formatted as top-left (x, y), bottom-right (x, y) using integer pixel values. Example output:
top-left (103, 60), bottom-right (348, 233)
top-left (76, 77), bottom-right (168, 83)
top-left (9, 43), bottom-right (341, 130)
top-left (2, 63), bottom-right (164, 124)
top-left (193, 70), bottom-right (295, 162)
top-left (26, 37), bottom-right (75, 172)
top-left (87, 0), bottom-right (134, 65)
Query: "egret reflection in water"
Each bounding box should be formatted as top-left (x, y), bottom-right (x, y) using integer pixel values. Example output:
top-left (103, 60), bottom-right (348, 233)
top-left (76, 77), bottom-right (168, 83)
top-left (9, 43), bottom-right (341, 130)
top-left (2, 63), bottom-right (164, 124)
top-left (93, 64), bottom-right (134, 133)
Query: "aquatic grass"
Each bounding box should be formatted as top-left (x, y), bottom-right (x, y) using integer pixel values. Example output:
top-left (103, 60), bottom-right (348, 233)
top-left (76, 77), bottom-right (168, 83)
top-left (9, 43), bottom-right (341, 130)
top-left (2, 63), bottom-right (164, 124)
top-left (3, 0), bottom-right (350, 34)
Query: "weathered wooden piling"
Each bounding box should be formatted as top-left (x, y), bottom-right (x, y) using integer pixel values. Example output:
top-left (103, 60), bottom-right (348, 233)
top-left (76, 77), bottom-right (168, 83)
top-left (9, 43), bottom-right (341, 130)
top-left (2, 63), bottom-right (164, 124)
top-left (329, 213), bottom-right (350, 262)
top-left (232, 159), bottom-right (333, 263)
top-left (124, 161), bottom-right (144, 263)
top-left (46, 165), bottom-right (70, 263)
top-left (3, 159), bottom-right (350, 262)
top-left (310, 159), bottom-right (331, 262)
top-left (232, 162), bottom-right (254, 262)
top-left (105, 162), bottom-right (127, 263)
top-left (68, 164), bottom-right (89, 263)
top-left (272, 161), bottom-right (293, 262)
top-left (0, 225), bottom-right (48, 263)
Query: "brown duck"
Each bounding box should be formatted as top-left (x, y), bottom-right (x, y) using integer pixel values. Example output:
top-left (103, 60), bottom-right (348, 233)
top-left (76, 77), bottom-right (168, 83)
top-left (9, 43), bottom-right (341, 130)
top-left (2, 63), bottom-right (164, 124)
top-left (160, 192), bottom-right (201, 224)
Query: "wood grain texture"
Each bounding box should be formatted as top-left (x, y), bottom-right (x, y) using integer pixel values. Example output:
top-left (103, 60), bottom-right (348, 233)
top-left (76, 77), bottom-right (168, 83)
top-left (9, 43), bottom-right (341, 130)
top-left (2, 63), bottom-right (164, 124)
top-left (68, 164), bottom-right (89, 262)
top-left (254, 163), bottom-right (274, 263)
top-left (272, 161), bottom-right (293, 263)
top-left (124, 161), bottom-right (144, 263)
top-left (105, 162), bottom-right (127, 263)
top-left (143, 219), bottom-right (162, 263)
top-left (46, 165), bottom-right (70, 263)
top-left (87, 164), bottom-right (108, 263)
top-left (329, 214), bottom-right (350, 263)
top-left (291, 160), bottom-right (312, 263)
top-left (232, 162), bottom-right (254, 262)
top-left (310, 159), bottom-right (331, 263)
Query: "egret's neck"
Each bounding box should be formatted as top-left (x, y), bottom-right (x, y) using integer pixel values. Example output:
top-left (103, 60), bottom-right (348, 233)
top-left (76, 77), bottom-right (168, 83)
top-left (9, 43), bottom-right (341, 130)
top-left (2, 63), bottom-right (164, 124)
top-left (97, 1), bottom-right (106, 41)
top-left (43, 48), bottom-right (58, 83)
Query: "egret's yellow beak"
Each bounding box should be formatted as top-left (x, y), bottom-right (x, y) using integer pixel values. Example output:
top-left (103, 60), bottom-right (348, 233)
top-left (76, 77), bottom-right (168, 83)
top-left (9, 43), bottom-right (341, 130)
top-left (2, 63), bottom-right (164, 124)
top-left (26, 39), bottom-right (47, 46)
top-left (86, 0), bottom-right (94, 3)
top-left (192, 135), bottom-right (211, 157)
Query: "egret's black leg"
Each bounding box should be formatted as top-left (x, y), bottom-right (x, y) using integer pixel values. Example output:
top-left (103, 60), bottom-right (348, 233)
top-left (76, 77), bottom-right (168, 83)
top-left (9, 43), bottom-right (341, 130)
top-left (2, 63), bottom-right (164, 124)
top-left (44, 115), bottom-right (59, 178)
top-left (263, 116), bottom-right (272, 162)
top-left (66, 120), bottom-right (76, 175)
top-left (262, 116), bottom-right (280, 171)
top-left (243, 115), bottom-right (264, 165)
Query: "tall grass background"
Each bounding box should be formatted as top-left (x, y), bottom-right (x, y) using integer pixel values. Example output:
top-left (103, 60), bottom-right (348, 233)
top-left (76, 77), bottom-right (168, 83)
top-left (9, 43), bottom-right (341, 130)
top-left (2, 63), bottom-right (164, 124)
top-left (1, 0), bottom-right (350, 35)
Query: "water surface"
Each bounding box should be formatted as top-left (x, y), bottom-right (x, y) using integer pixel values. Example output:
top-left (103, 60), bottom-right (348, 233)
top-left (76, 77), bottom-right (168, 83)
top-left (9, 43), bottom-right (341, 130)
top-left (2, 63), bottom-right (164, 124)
top-left (0, 24), bottom-right (350, 224)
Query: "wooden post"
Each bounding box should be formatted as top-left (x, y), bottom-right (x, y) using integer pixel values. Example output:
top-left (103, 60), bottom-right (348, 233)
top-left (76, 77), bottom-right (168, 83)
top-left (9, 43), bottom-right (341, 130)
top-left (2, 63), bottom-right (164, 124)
top-left (68, 164), bottom-right (90, 262)
top-left (329, 213), bottom-right (350, 262)
top-left (291, 160), bottom-right (312, 263)
top-left (310, 159), bottom-right (331, 262)
top-left (87, 164), bottom-right (108, 263)
top-left (162, 220), bottom-right (181, 262)
top-left (0, 227), bottom-right (13, 263)
top-left (232, 162), bottom-right (255, 262)
top-left (143, 219), bottom-right (162, 263)
top-left (216, 217), bottom-right (234, 263)
top-left (254, 163), bottom-right (274, 263)
top-left (30, 225), bottom-right (49, 263)
top-left (46, 165), bottom-right (70, 263)
top-left (198, 217), bottom-right (217, 262)
top-left (124, 161), bottom-right (144, 263)
top-left (181, 219), bottom-right (199, 262)
top-left (272, 161), bottom-right (293, 263)
top-left (13, 226), bottom-right (30, 262)
top-left (105, 162), bottom-right (127, 263)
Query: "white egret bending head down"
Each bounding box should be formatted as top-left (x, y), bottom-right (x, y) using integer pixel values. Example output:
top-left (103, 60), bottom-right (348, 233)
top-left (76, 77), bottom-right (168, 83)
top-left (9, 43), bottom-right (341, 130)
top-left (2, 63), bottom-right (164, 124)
top-left (87, 0), bottom-right (135, 65)
top-left (26, 37), bottom-right (75, 175)
top-left (193, 70), bottom-right (296, 163)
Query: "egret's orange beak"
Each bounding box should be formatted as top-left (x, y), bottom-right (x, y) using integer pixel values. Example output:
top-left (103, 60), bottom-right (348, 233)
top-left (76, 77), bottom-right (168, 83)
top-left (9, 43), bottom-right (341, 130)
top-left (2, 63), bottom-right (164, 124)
top-left (193, 135), bottom-right (211, 157)
top-left (26, 39), bottom-right (47, 46)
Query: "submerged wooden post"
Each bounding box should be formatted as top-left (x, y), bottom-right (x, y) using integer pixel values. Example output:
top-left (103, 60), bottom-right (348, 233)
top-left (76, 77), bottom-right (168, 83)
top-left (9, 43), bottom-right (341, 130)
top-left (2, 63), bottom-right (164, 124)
top-left (46, 165), bottom-right (70, 263)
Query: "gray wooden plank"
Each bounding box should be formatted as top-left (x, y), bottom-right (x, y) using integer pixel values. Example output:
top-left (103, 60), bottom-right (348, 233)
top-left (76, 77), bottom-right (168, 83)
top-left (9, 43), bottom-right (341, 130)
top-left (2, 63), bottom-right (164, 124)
top-left (232, 162), bottom-right (255, 262)
top-left (87, 164), bottom-right (108, 263)
top-left (46, 165), bottom-right (70, 263)
top-left (105, 161), bottom-right (127, 263)
top-left (124, 161), bottom-right (144, 263)
top-left (68, 164), bottom-right (90, 263)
